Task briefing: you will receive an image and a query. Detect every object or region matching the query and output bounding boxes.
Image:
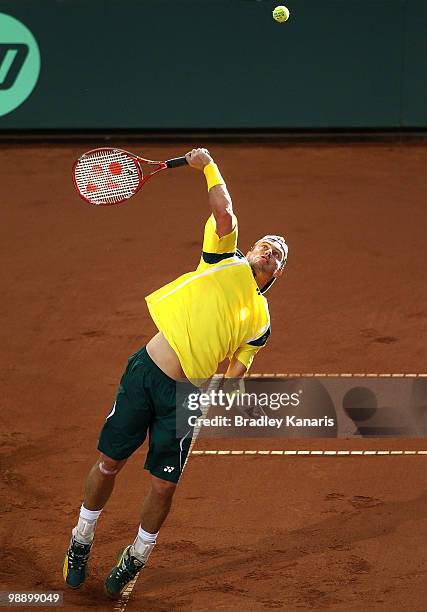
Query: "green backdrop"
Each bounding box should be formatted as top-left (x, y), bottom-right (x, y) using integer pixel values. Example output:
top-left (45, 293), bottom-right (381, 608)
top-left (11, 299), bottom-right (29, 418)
top-left (0, 0), bottom-right (425, 129)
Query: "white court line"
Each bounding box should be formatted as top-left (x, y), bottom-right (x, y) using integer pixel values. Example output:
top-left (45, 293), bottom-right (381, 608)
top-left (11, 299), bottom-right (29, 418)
top-left (190, 449), bottom-right (427, 456)
top-left (247, 373), bottom-right (427, 377)
top-left (113, 577), bottom-right (139, 612)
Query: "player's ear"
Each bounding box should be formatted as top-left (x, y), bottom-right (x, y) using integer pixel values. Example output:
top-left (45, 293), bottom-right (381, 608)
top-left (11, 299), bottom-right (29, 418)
top-left (273, 265), bottom-right (285, 279)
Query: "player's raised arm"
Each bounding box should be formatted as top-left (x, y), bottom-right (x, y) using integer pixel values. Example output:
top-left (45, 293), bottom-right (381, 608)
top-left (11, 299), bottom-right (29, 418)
top-left (186, 148), bottom-right (233, 237)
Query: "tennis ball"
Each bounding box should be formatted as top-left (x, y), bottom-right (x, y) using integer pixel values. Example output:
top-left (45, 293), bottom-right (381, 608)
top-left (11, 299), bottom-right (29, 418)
top-left (273, 5), bottom-right (290, 23)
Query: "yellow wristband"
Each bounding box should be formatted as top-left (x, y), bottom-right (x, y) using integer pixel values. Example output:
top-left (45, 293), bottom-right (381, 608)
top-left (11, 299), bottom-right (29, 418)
top-left (203, 161), bottom-right (224, 191)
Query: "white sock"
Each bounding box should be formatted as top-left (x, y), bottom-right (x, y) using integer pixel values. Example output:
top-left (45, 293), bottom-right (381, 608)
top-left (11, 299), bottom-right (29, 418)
top-left (131, 525), bottom-right (158, 563)
top-left (73, 505), bottom-right (102, 544)
top-left (137, 526), bottom-right (158, 544)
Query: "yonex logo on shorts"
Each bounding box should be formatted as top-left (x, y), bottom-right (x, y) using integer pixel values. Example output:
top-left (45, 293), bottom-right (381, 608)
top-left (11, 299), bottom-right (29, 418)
top-left (163, 466), bottom-right (175, 473)
top-left (0, 13), bottom-right (41, 117)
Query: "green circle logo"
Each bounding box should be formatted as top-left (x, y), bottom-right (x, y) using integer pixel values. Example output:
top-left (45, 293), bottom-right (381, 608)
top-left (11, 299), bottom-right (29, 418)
top-left (0, 13), bottom-right (40, 117)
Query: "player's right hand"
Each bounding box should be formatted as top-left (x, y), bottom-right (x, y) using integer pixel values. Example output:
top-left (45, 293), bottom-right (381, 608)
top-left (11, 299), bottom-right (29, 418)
top-left (185, 148), bottom-right (213, 170)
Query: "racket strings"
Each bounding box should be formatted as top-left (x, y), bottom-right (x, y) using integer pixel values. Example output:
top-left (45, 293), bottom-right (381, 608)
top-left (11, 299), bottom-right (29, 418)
top-left (74, 150), bottom-right (141, 205)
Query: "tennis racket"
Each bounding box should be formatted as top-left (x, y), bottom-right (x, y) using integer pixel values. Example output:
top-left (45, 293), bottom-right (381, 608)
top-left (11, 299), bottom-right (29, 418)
top-left (72, 148), bottom-right (188, 206)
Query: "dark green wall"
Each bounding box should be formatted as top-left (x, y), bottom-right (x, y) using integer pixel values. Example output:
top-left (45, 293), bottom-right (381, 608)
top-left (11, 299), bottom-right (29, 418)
top-left (0, 0), bottom-right (425, 129)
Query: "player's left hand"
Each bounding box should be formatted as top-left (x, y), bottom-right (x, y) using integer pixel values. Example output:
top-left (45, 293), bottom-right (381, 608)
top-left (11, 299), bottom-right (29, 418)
top-left (185, 148), bottom-right (213, 170)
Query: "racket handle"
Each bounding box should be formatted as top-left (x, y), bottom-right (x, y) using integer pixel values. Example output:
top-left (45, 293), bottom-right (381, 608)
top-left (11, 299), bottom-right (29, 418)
top-left (166, 156), bottom-right (188, 169)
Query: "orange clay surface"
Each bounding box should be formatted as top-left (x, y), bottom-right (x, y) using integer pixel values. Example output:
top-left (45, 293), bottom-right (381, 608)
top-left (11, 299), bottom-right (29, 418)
top-left (0, 142), bottom-right (426, 611)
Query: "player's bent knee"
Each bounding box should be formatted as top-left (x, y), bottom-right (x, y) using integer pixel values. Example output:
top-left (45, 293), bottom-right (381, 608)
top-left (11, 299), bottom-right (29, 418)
top-left (150, 474), bottom-right (177, 498)
top-left (98, 454), bottom-right (127, 476)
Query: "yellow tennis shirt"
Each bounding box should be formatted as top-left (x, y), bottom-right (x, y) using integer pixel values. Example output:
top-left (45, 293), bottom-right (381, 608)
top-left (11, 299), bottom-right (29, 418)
top-left (145, 214), bottom-right (271, 382)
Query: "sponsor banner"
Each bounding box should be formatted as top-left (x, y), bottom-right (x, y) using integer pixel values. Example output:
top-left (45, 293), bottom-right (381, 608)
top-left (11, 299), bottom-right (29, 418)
top-left (0, 2), bottom-right (425, 128)
top-left (176, 377), bottom-right (427, 438)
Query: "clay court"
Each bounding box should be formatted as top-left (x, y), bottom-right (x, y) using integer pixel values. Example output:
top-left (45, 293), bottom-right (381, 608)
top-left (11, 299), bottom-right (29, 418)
top-left (1, 142), bottom-right (426, 611)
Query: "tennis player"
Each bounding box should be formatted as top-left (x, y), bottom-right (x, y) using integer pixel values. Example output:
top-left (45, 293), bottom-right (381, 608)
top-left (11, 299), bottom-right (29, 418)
top-left (63, 148), bottom-right (288, 599)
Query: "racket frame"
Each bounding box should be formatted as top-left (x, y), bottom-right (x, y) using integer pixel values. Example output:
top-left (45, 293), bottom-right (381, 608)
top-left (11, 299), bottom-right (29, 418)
top-left (72, 147), bottom-right (177, 206)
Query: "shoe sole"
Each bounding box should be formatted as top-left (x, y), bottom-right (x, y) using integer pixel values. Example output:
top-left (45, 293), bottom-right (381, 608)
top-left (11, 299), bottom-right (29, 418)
top-left (104, 583), bottom-right (121, 600)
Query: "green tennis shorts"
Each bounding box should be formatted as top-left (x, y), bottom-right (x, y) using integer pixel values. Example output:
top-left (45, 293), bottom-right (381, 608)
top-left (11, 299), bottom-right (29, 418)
top-left (98, 347), bottom-right (197, 483)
